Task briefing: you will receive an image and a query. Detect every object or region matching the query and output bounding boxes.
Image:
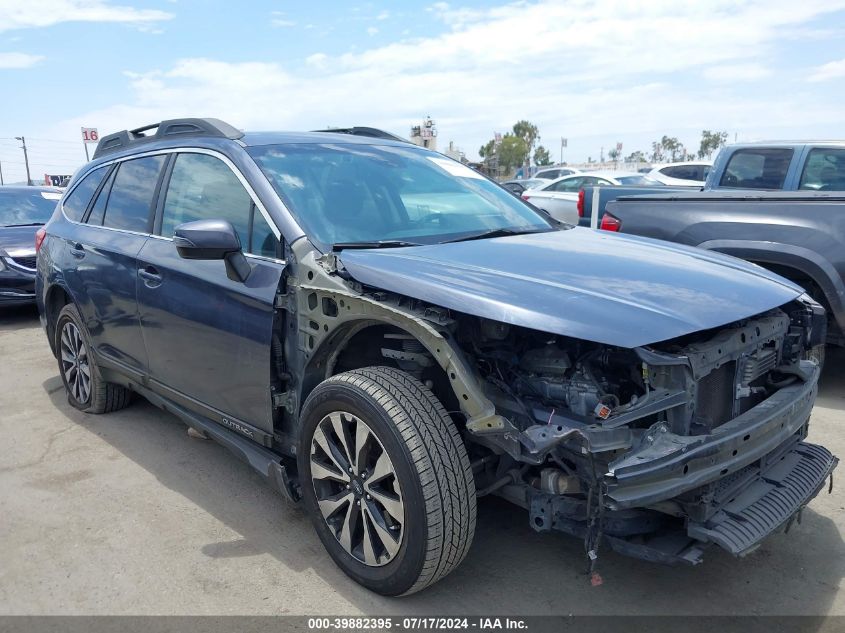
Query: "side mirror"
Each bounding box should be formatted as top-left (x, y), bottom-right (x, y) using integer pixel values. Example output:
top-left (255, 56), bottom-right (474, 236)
top-left (173, 219), bottom-right (251, 282)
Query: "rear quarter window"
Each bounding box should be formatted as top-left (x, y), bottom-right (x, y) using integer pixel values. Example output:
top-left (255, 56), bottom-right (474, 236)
top-left (720, 148), bottom-right (793, 190)
top-left (101, 156), bottom-right (166, 232)
top-left (62, 166), bottom-right (108, 221)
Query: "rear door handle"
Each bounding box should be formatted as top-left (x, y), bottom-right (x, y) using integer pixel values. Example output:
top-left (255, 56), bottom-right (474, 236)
top-left (70, 242), bottom-right (85, 258)
top-left (138, 265), bottom-right (163, 287)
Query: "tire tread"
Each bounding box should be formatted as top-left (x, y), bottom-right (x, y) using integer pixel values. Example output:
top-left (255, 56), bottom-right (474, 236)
top-left (317, 366), bottom-right (476, 595)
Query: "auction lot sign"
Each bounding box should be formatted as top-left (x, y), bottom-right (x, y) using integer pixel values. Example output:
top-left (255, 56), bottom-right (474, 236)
top-left (81, 127), bottom-right (99, 144)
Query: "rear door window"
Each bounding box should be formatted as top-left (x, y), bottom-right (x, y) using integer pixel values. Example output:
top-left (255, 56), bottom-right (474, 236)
top-left (62, 166), bottom-right (108, 222)
top-left (102, 155), bottom-right (166, 232)
top-left (719, 148), bottom-right (793, 190)
top-left (798, 148), bottom-right (845, 190)
top-left (548, 177), bottom-right (583, 192)
top-left (662, 165), bottom-right (699, 180)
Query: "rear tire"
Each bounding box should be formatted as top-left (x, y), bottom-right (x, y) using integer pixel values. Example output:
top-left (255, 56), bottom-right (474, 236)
top-left (55, 304), bottom-right (132, 414)
top-left (299, 366), bottom-right (476, 595)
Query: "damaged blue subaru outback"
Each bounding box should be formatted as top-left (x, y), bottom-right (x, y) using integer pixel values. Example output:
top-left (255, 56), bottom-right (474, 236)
top-left (35, 118), bottom-right (837, 595)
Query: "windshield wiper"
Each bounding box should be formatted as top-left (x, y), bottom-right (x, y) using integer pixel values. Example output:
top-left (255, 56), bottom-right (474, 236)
top-left (441, 227), bottom-right (552, 244)
top-left (332, 240), bottom-right (423, 251)
top-left (4, 222), bottom-right (45, 227)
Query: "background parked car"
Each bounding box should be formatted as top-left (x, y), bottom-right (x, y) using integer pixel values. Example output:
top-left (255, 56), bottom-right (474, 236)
top-left (534, 167), bottom-right (581, 180)
top-left (521, 171), bottom-right (663, 223)
top-left (647, 161), bottom-right (712, 186)
top-left (0, 186), bottom-right (62, 307)
top-left (501, 178), bottom-right (546, 194)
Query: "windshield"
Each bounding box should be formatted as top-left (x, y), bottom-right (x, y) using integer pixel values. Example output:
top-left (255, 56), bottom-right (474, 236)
top-left (248, 143), bottom-right (553, 248)
top-left (0, 189), bottom-right (61, 226)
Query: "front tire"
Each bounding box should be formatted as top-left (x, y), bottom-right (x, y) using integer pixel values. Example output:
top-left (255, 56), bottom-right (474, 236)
top-left (299, 367), bottom-right (476, 596)
top-left (55, 304), bottom-right (132, 413)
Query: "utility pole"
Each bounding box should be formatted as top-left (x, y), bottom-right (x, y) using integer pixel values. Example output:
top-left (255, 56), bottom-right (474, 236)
top-left (15, 136), bottom-right (32, 186)
top-left (0, 160), bottom-right (4, 186)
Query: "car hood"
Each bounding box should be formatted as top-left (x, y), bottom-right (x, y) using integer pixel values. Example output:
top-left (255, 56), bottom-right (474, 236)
top-left (337, 228), bottom-right (804, 347)
top-left (0, 225), bottom-right (39, 256)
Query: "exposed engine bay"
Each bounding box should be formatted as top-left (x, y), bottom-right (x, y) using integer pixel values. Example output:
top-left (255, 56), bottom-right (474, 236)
top-left (370, 296), bottom-right (837, 568)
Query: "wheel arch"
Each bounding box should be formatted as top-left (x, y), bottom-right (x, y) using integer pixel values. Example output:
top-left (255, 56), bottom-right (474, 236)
top-left (292, 288), bottom-right (503, 438)
top-left (698, 239), bottom-right (845, 331)
top-left (301, 320), bottom-right (461, 417)
top-left (44, 283), bottom-right (74, 356)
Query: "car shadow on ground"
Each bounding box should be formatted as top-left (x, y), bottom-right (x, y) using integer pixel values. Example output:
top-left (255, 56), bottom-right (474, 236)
top-left (41, 371), bottom-right (845, 617)
top-left (0, 305), bottom-right (39, 333)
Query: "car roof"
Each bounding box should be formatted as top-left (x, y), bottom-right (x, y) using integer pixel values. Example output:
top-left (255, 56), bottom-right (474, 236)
top-left (241, 131), bottom-right (412, 148)
top-left (82, 129), bottom-right (420, 174)
top-left (651, 161), bottom-right (712, 168)
top-left (725, 141), bottom-right (845, 148)
top-left (575, 171), bottom-right (641, 178)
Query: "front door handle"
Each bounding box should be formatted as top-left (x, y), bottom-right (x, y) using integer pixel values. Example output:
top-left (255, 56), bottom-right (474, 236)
top-left (70, 242), bottom-right (85, 258)
top-left (138, 265), bottom-right (163, 287)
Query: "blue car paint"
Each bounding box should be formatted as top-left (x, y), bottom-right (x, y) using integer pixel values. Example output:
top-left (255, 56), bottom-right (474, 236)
top-left (135, 237), bottom-right (281, 431)
top-left (37, 130), bottom-right (806, 430)
top-left (338, 228), bottom-right (804, 348)
top-left (37, 137), bottom-right (288, 433)
top-left (58, 219), bottom-right (151, 374)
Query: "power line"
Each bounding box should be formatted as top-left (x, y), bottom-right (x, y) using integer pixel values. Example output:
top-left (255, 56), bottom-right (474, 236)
top-left (0, 136), bottom-right (81, 145)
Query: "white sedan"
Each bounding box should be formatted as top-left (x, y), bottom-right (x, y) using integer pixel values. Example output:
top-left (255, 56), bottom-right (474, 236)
top-left (521, 171), bottom-right (663, 224)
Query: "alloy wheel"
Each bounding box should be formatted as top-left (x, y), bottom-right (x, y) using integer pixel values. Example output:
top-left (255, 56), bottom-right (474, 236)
top-left (310, 411), bottom-right (404, 567)
top-left (60, 321), bottom-right (91, 404)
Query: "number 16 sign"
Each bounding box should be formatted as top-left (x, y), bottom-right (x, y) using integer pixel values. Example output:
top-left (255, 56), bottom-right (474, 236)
top-left (81, 127), bottom-right (99, 143)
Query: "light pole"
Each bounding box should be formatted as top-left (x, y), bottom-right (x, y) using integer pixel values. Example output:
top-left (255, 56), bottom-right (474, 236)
top-left (15, 136), bottom-right (32, 186)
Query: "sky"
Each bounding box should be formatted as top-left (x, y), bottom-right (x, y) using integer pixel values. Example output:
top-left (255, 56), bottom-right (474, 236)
top-left (1, 0), bottom-right (845, 183)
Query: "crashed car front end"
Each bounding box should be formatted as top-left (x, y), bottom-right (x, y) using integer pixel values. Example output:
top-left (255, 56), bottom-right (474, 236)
top-left (324, 227), bottom-right (839, 569)
top-left (458, 295), bottom-right (836, 566)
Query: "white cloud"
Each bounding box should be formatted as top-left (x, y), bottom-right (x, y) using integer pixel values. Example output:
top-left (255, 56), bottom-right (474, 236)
top-left (0, 0), bottom-right (173, 32)
top-left (60, 0), bottom-right (845, 162)
top-left (376, 10), bottom-right (390, 20)
top-left (270, 10), bottom-right (295, 28)
top-left (702, 63), bottom-right (772, 81)
top-left (0, 51), bottom-right (43, 67)
top-left (808, 58), bottom-right (845, 82)
top-left (306, 52), bottom-right (328, 69)
top-left (366, 26), bottom-right (378, 36)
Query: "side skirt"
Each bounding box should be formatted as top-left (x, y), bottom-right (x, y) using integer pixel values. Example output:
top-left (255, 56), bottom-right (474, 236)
top-left (98, 363), bottom-right (301, 504)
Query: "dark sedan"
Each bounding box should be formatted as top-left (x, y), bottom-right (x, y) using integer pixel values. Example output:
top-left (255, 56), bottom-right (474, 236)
top-left (1, 186), bottom-right (62, 306)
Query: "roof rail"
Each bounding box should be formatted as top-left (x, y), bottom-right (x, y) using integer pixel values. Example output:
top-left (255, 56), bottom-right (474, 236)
top-left (93, 118), bottom-right (244, 159)
top-left (314, 127), bottom-right (411, 144)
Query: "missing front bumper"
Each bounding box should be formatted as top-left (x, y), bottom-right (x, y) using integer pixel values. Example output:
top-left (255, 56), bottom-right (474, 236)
top-left (687, 440), bottom-right (838, 556)
top-left (528, 439), bottom-right (837, 566)
top-left (605, 361), bottom-right (821, 509)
